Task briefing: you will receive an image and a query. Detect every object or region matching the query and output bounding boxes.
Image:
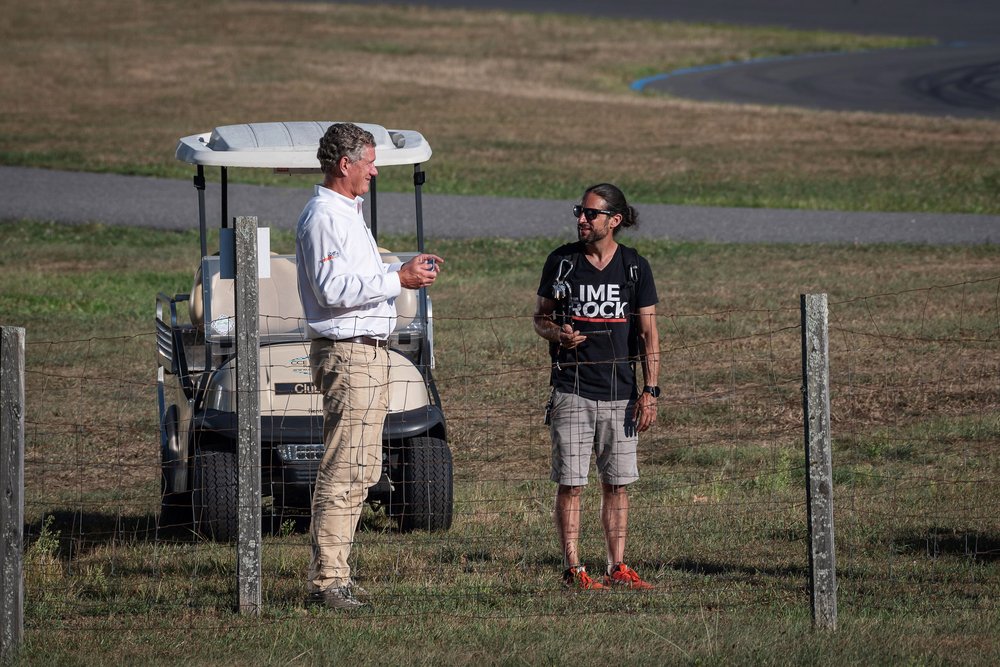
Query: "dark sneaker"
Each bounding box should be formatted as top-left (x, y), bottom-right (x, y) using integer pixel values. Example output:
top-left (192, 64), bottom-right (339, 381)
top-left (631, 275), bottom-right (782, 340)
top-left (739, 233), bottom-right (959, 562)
top-left (604, 562), bottom-right (654, 590)
top-left (305, 585), bottom-right (365, 610)
top-left (563, 565), bottom-right (606, 590)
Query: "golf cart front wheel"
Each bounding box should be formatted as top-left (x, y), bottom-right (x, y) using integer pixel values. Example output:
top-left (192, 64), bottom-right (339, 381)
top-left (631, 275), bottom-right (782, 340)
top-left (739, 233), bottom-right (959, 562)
top-left (395, 436), bottom-right (454, 532)
top-left (192, 447), bottom-right (238, 541)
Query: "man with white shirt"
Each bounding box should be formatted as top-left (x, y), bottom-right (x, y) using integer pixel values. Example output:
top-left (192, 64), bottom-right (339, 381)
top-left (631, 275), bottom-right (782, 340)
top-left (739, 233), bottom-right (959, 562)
top-left (296, 122), bottom-right (442, 610)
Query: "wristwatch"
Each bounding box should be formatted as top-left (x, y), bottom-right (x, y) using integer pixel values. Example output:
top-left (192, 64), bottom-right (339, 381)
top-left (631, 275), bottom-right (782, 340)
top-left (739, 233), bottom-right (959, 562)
top-left (643, 385), bottom-right (661, 398)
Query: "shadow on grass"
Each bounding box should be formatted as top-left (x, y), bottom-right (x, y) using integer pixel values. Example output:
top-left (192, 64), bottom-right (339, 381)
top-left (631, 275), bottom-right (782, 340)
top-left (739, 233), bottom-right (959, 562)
top-left (24, 508), bottom-right (319, 558)
top-left (513, 554), bottom-right (807, 580)
top-left (23, 500), bottom-right (413, 561)
top-left (665, 557), bottom-right (808, 579)
top-left (892, 529), bottom-right (1000, 562)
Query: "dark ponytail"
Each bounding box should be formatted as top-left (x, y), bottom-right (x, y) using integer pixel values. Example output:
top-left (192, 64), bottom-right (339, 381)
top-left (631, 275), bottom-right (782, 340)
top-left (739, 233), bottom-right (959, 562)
top-left (583, 183), bottom-right (638, 234)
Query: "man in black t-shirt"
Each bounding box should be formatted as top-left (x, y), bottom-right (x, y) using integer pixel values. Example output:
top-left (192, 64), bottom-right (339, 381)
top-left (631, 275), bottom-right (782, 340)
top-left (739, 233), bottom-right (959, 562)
top-left (533, 183), bottom-right (661, 591)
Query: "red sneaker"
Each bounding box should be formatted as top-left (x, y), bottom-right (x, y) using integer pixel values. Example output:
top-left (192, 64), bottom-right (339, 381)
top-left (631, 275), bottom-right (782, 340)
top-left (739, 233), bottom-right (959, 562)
top-left (604, 563), bottom-right (654, 590)
top-left (563, 565), bottom-right (606, 590)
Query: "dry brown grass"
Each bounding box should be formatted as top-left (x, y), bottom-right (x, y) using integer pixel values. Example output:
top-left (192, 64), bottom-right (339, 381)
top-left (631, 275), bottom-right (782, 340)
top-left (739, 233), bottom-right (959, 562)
top-left (2, 1), bottom-right (998, 212)
top-left (427, 241), bottom-right (1000, 491)
top-left (5, 223), bottom-right (999, 663)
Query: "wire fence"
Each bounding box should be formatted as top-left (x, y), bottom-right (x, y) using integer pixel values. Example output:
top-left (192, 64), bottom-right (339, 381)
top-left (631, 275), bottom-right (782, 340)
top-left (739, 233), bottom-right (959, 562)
top-left (10, 276), bottom-right (1000, 632)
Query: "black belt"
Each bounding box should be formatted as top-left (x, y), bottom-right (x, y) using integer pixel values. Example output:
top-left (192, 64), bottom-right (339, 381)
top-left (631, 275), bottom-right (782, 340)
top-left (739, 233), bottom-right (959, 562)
top-left (336, 335), bottom-right (388, 347)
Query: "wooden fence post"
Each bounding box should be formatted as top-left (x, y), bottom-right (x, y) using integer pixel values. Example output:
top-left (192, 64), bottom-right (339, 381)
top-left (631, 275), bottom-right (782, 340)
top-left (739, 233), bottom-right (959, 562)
top-left (235, 217), bottom-right (262, 615)
top-left (1, 327), bottom-right (25, 659)
top-left (801, 294), bottom-right (838, 631)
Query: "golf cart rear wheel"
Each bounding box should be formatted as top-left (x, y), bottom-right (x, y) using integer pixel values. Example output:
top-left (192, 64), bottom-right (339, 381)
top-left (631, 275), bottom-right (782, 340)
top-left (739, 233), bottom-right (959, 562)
top-left (396, 436), bottom-right (453, 532)
top-left (192, 447), bottom-right (238, 541)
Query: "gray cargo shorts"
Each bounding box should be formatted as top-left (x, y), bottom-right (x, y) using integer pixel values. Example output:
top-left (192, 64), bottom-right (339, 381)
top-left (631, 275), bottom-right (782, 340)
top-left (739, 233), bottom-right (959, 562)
top-left (549, 389), bottom-right (639, 487)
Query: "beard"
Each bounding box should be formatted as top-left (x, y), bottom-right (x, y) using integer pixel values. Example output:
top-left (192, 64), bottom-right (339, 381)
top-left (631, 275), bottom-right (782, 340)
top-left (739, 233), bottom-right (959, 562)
top-left (578, 223), bottom-right (609, 244)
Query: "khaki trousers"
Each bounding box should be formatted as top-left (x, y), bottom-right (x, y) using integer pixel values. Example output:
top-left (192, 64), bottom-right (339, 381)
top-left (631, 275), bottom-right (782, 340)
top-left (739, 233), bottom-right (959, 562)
top-left (307, 339), bottom-right (389, 592)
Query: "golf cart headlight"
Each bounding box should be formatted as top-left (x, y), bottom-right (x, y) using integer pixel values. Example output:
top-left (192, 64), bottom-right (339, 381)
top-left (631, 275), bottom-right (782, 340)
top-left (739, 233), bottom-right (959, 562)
top-left (278, 443), bottom-right (324, 462)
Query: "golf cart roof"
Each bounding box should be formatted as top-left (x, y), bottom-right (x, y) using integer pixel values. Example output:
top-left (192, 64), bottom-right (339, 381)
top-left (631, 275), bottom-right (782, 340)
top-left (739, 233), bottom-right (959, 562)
top-left (175, 121), bottom-right (432, 169)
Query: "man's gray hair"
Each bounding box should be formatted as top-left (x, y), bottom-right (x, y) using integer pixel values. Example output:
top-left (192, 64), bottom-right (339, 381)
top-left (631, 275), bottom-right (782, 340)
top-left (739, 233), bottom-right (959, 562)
top-left (317, 123), bottom-right (375, 174)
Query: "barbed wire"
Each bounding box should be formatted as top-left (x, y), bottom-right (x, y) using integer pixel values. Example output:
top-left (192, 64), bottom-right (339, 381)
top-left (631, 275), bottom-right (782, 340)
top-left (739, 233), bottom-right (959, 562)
top-left (9, 275), bottom-right (998, 631)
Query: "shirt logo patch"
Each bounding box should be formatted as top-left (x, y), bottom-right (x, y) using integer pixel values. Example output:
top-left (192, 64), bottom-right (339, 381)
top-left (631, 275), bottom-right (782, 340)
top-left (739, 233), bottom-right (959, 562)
top-left (571, 284), bottom-right (627, 322)
top-left (319, 251), bottom-right (340, 264)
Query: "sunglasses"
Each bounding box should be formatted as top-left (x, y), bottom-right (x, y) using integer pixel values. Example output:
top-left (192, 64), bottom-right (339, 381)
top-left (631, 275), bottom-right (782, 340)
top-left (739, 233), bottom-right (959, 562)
top-left (572, 204), bottom-right (616, 222)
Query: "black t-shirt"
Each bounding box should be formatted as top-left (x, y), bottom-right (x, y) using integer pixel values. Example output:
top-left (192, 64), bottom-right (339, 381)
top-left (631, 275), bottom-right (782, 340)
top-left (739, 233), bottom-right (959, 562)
top-left (537, 242), bottom-right (658, 401)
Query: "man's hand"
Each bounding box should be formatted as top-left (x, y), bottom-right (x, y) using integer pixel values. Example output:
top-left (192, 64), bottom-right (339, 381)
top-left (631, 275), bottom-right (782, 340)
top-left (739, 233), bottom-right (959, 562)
top-left (533, 297), bottom-right (585, 349)
top-left (398, 253), bottom-right (443, 289)
top-left (557, 323), bottom-right (587, 349)
top-left (633, 391), bottom-right (657, 433)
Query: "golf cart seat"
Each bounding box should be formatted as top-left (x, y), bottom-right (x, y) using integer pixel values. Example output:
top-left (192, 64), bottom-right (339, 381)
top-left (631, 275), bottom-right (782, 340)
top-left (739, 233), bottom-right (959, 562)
top-left (189, 254), bottom-right (417, 338)
top-left (188, 254), bottom-right (305, 339)
top-left (378, 250), bottom-right (417, 331)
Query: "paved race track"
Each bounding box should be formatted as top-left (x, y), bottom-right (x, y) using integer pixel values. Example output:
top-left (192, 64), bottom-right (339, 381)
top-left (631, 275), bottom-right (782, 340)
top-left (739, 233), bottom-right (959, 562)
top-left (638, 42), bottom-right (1000, 119)
top-left (370, 0), bottom-right (1000, 119)
top-left (369, 0), bottom-right (1000, 41)
top-left (3, 166), bottom-right (997, 245)
top-left (3, 2), bottom-right (999, 243)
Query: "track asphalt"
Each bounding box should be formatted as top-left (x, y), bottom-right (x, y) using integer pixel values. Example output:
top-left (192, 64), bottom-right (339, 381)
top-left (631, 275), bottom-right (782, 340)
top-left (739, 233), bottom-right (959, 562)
top-left (2, 1), bottom-right (998, 244)
top-left (373, 0), bottom-right (1000, 120)
top-left (3, 165), bottom-right (997, 245)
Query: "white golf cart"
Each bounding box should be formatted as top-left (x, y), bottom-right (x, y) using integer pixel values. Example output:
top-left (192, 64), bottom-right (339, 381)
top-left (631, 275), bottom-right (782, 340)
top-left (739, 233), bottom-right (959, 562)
top-left (156, 121), bottom-right (453, 540)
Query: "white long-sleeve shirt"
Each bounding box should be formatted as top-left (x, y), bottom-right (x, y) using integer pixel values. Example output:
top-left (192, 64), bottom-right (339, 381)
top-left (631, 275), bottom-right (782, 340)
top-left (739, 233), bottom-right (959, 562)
top-left (295, 185), bottom-right (403, 340)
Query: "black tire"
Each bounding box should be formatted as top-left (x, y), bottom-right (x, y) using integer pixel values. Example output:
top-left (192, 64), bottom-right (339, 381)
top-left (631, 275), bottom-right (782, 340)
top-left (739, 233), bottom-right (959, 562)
top-left (159, 488), bottom-right (193, 532)
top-left (192, 447), bottom-right (238, 541)
top-left (397, 436), bottom-right (453, 532)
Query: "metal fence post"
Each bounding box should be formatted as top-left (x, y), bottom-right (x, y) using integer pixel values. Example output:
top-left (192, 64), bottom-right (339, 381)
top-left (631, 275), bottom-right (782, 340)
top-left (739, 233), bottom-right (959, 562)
top-left (1, 327), bottom-right (25, 659)
top-left (801, 294), bottom-right (838, 631)
top-left (235, 217), bottom-right (262, 615)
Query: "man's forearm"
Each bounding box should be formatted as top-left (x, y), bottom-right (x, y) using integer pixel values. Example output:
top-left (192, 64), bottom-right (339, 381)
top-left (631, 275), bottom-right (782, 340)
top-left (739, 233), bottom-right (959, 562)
top-left (641, 355), bottom-right (659, 388)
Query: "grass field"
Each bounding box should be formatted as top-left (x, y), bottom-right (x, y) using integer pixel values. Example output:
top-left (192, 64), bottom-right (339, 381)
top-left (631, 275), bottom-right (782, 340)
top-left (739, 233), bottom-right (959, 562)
top-left (3, 0), bottom-right (999, 213)
top-left (2, 222), bottom-right (998, 664)
top-left (2, 0), bottom-right (999, 663)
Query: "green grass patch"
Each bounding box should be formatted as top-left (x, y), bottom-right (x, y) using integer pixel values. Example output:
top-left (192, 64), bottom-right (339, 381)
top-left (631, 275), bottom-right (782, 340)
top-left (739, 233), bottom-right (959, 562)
top-left (3, 222), bottom-right (999, 663)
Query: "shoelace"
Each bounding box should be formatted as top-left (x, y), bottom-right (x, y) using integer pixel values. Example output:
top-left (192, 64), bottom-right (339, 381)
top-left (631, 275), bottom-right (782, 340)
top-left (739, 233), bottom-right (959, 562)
top-left (577, 569), bottom-right (599, 587)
